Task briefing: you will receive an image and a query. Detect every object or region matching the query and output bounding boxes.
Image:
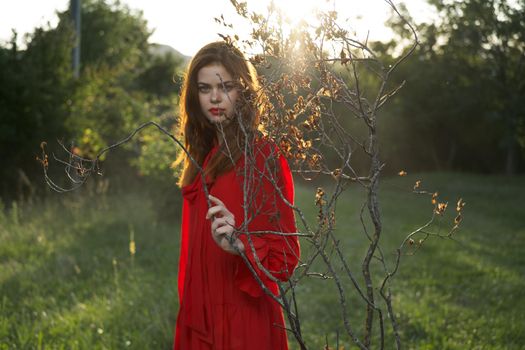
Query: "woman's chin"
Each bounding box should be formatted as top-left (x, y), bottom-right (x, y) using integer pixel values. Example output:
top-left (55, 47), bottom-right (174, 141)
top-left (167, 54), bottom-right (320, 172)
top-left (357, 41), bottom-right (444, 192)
top-left (208, 115), bottom-right (230, 124)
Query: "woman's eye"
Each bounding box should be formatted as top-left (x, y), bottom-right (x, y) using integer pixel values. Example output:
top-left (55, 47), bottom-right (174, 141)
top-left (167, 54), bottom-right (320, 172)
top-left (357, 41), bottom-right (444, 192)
top-left (198, 86), bottom-right (210, 93)
top-left (223, 84), bottom-right (235, 92)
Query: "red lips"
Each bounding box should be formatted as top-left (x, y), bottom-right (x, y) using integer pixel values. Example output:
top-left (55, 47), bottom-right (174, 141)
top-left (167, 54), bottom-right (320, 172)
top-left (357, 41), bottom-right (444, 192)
top-left (209, 108), bottom-right (224, 116)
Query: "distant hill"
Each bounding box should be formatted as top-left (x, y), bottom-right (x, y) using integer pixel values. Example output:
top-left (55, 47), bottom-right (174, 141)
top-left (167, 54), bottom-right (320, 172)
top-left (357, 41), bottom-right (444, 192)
top-left (149, 43), bottom-right (190, 63)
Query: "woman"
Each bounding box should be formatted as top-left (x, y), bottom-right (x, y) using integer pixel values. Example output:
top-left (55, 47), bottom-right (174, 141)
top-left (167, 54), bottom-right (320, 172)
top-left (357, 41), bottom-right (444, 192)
top-left (173, 42), bottom-right (300, 349)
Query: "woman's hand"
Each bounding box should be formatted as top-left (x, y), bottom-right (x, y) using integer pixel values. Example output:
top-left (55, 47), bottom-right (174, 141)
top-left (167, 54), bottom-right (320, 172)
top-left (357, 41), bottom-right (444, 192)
top-left (206, 195), bottom-right (245, 255)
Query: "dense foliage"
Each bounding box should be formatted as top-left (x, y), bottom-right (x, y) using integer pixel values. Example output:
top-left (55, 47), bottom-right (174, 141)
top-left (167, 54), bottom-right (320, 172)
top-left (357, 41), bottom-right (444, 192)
top-left (378, 0), bottom-right (525, 174)
top-left (0, 0), bottom-right (185, 204)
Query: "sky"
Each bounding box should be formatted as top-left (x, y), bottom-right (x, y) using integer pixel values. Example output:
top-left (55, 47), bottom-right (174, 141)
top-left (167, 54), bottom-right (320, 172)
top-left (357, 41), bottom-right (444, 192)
top-left (0, 0), bottom-right (435, 56)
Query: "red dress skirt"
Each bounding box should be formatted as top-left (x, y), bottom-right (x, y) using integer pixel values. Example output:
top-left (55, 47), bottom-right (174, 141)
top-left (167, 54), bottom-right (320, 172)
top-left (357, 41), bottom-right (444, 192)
top-left (174, 140), bottom-right (300, 350)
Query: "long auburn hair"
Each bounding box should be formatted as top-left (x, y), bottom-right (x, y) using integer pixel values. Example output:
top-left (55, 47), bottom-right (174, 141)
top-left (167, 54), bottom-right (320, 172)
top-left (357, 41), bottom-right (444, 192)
top-left (175, 42), bottom-right (264, 187)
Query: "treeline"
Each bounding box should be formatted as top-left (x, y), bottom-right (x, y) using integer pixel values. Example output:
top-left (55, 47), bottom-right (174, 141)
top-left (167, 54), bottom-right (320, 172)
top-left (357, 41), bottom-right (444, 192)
top-left (1, 0), bottom-right (523, 204)
top-left (376, 0), bottom-right (525, 175)
top-left (0, 0), bottom-right (186, 207)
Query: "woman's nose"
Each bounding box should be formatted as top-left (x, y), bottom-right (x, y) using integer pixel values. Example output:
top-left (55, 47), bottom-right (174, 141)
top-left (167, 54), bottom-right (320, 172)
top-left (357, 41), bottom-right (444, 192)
top-left (211, 88), bottom-right (221, 103)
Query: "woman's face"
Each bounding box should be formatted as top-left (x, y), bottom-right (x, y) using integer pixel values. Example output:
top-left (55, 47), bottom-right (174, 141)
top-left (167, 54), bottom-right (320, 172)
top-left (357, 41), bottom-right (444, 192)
top-left (197, 63), bottom-right (239, 124)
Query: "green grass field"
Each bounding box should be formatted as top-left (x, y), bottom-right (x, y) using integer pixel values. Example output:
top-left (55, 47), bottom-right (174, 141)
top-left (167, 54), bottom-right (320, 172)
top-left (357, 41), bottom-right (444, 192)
top-left (1, 173), bottom-right (524, 349)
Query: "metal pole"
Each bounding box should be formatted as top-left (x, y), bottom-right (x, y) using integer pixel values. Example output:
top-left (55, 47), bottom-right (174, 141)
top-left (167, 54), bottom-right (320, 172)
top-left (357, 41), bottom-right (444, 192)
top-left (71, 0), bottom-right (81, 78)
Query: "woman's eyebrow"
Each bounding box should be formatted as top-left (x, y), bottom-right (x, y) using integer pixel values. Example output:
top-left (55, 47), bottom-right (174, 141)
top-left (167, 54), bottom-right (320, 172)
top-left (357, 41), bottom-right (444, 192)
top-left (197, 81), bottom-right (234, 85)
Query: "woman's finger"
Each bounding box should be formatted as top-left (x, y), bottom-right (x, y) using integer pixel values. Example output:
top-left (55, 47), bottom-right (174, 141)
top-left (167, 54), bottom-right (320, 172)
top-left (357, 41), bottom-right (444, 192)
top-left (208, 195), bottom-right (225, 207)
top-left (206, 205), bottom-right (225, 219)
top-left (211, 217), bottom-right (229, 232)
top-left (211, 217), bottom-right (235, 236)
top-left (208, 195), bottom-right (233, 217)
top-left (215, 224), bottom-right (234, 236)
top-left (206, 205), bottom-right (234, 220)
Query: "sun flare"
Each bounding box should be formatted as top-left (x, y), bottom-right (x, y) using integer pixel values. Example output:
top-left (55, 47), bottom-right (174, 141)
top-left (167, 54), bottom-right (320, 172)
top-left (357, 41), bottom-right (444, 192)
top-left (245, 0), bottom-right (395, 45)
top-left (269, 0), bottom-right (321, 26)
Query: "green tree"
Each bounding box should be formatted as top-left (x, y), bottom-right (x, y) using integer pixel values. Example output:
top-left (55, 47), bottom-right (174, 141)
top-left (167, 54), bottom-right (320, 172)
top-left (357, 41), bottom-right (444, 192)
top-left (78, 0), bottom-right (150, 72)
top-left (0, 0), bottom-right (186, 201)
top-left (63, 2), bottom-right (184, 191)
top-left (0, 22), bottom-right (74, 200)
top-left (382, 0), bottom-right (525, 173)
top-left (64, 0), bottom-right (151, 146)
top-left (431, 0), bottom-right (525, 174)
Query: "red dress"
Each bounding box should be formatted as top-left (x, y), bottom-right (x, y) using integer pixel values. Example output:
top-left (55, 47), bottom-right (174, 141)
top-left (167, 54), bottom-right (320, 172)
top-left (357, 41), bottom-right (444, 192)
top-left (174, 139), bottom-right (300, 350)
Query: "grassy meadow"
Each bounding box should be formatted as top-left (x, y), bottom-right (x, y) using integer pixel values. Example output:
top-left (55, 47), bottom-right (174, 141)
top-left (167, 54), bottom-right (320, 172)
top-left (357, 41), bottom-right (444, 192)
top-left (0, 173), bottom-right (524, 349)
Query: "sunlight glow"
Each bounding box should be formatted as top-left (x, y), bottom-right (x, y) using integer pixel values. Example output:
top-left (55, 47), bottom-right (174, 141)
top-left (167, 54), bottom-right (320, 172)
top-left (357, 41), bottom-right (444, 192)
top-left (245, 0), bottom-right (395, 44)
top-left (271, 0), bottom-right (321, 26)
top-left (0, 0), bottom-right (434, 56)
